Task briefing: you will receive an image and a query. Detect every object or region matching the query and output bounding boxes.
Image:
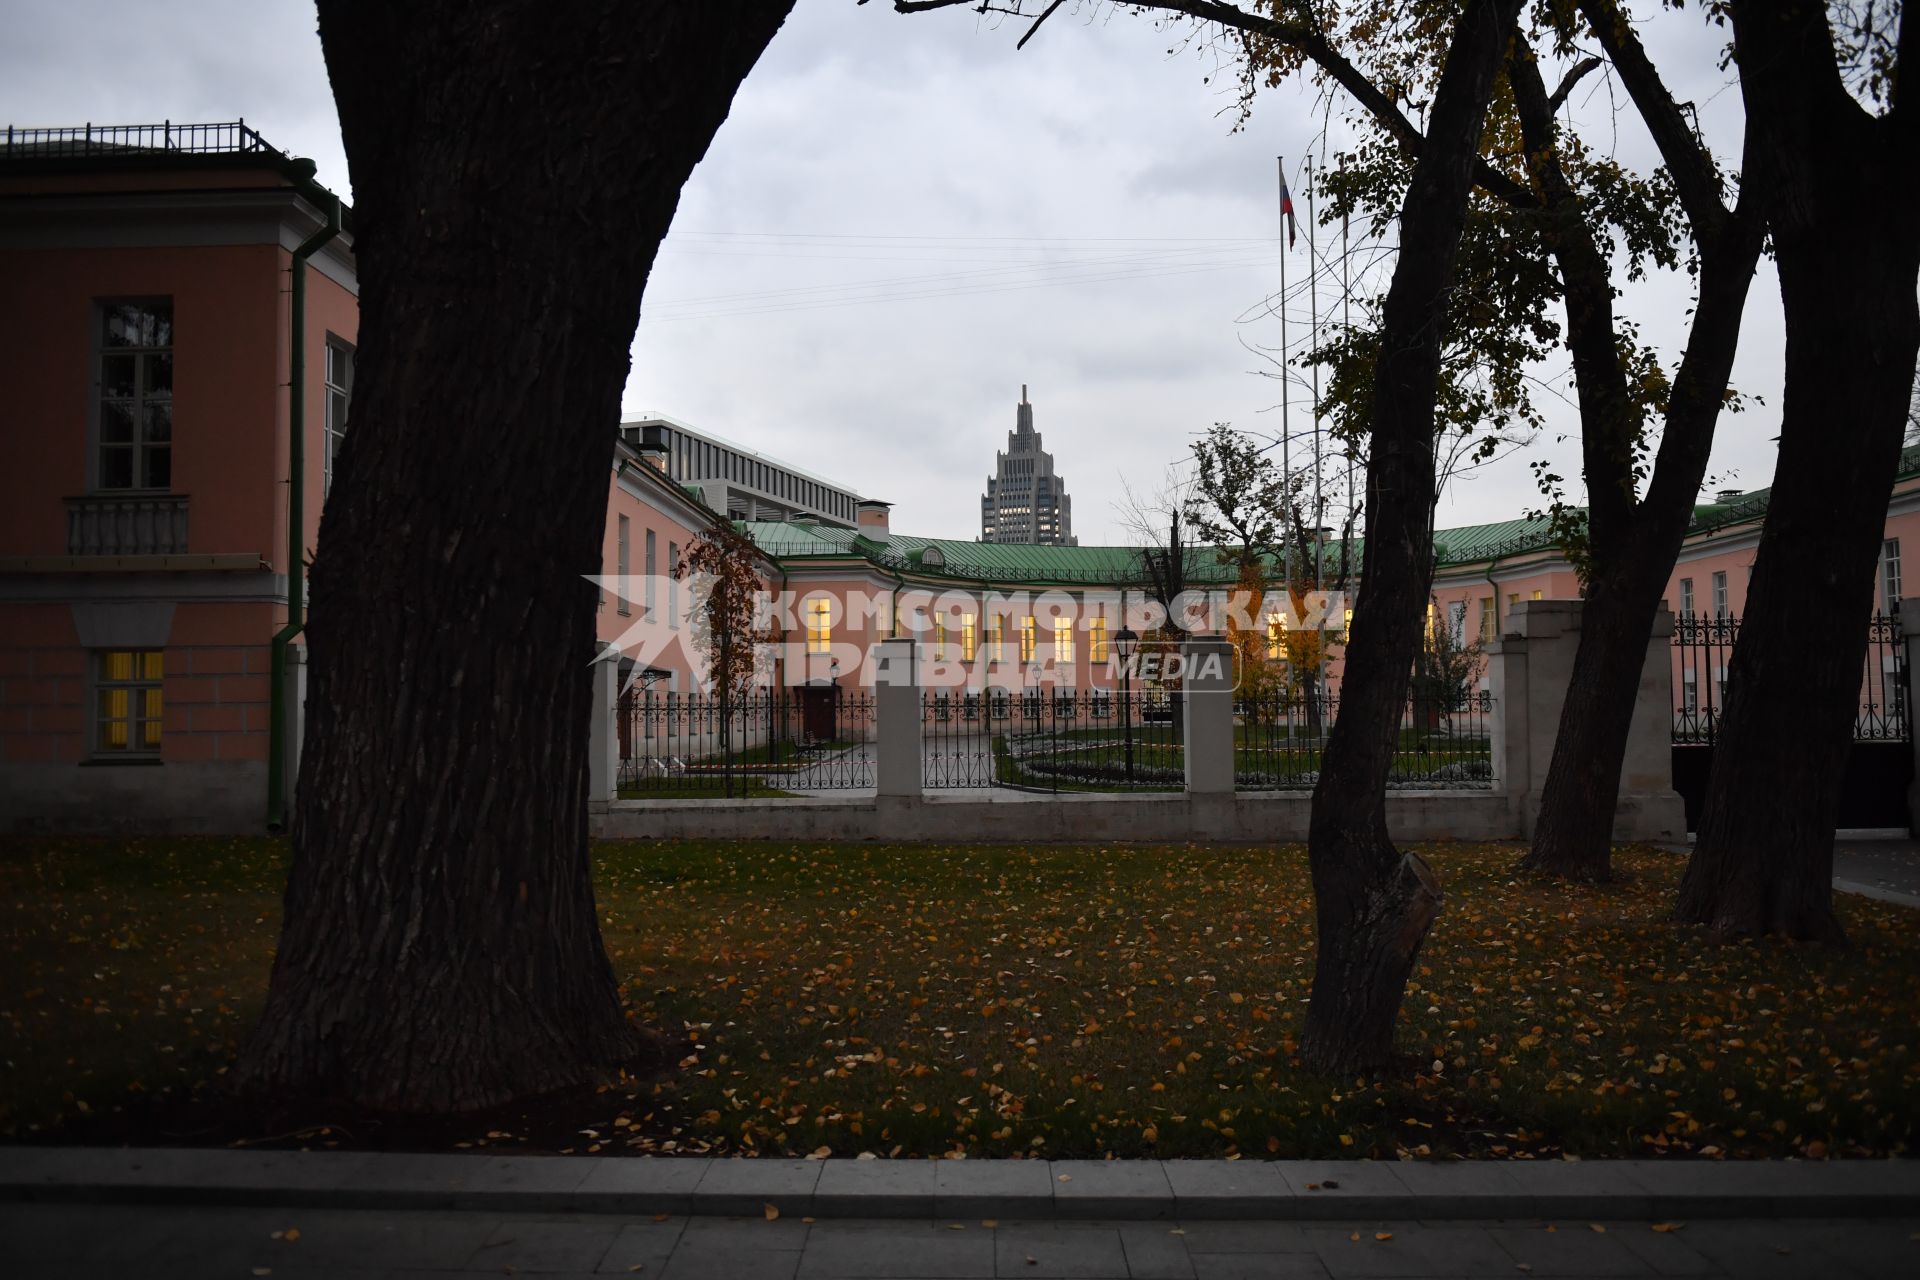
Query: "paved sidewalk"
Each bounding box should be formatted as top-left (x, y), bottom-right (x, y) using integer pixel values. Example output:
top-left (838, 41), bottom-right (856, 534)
top-left (1834, 838), bottom-right (1920, 906)
top-left (9, 1150), bottom-right (1920, 1221)
top-left (6, 1203), bottom-right (1918, 1278)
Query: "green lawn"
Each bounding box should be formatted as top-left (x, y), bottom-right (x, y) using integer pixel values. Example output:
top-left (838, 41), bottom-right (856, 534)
top-left (3, 837), bottom-right (1917, 1160)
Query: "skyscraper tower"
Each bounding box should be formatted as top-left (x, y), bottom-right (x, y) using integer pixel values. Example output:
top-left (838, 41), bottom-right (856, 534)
top-left (979, 386), bottom-right (1076, 545)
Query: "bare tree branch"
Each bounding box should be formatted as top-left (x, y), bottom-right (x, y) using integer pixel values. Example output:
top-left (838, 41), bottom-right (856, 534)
top-left (1547, 55), bottom-right (1604, 114)
top-left (1576, 0), bottom-right (1730, 236)
top-left (1017, 0), bottom-right (1067, 49)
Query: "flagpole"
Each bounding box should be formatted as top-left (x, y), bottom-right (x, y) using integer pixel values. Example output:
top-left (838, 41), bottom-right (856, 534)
top-left (1308, 154), bottom-right (1323, 593)
top-left (1341, 165), bottom-right (1353, 537)
top-left (1277, 154), bottom-right (1291, 587)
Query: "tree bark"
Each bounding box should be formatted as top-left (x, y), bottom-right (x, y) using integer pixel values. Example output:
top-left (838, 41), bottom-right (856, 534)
top-left (1301, 0), bottom-right (1521, 1076)
top-left (1677, 0), bottom-right (1919, 941)
top-left (236, 0), bottom-right (796, 1112)
top-left (1518, 7), bottom-right (1765, 880)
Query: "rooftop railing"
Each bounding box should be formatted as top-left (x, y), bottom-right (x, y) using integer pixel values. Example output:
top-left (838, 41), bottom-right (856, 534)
top-left (0, 120), bottom-right (276, 162)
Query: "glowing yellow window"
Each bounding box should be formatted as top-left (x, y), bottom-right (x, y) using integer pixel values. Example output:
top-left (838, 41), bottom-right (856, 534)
top-left (95, 649), bottom-right (163, 754)
top-left (805, 597), bottom-right (832, 655)
top-left (935, 617), bottom-right (947, 661)
top-left (986, 617), bottom-right (1004, 662)
top-left (1531, 589), bottom-right (1544, 601)
top-left (1266, 611), bottom-right (1287, 659)
top-left (1088, 618), bottom-right (1108, 663)
top-left (1020, 616), bottom-right (1038, 663)
top-left (1052, 617), bottom-right (1074, 662)
top-left (961, 614), bottom-right (978, 662)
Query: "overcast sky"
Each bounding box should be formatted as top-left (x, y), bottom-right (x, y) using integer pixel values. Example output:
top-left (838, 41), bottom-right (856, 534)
top-left (3, 0), bottom-right (1783, 544)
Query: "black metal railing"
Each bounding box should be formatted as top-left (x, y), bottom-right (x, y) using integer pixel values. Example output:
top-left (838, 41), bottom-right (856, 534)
top-left (1671, 612), bottom-right (1907, 744)
top-left (618, 689), bottom-right (874, 797)
top-left (921, 688), bottom-right (1184, 791)
top-left (1236, 691), bottom-right (1495, 789)
top-left (1, 121), bottom-right (274, 160)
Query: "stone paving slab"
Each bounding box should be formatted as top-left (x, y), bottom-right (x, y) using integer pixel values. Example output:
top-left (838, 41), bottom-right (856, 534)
top-left (5, 1207), bottom-right (1920, 1279)
top-left (4, 1147), bottom-right (1919, 1222)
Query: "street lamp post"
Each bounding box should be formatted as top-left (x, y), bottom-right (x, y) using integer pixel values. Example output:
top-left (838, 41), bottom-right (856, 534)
top-left (1114, 626), bottom-right (1138, 785)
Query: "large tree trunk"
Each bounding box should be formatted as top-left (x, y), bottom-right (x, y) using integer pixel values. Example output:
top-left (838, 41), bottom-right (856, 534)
top-left (1301, 0), bottom-right (1521, 1076)
top-left (1519, 6), bottom-right (1765, 880)
top-left (236, 0), bottom-right (796, 1112)
top-left (1677, 0), bottom-right (1919, 941)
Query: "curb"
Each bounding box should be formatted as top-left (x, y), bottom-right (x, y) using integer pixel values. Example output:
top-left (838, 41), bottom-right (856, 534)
top-left (4, 1150), bottom-right (1918, 1221)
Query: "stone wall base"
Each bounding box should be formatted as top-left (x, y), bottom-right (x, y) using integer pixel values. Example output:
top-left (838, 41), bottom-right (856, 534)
top-left (1, 761), bottom-right (268, 834)
top-left (593, 789), bottom-right (1518, 844)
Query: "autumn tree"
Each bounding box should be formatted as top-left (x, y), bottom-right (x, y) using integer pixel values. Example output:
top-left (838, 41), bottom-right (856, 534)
top-left (889, 0), bottom-right (1525, 1072)
top-left (237, 0), bottom-right (798, 1112)
top-left (1678, 0), bottom-right (1920, 940)
top-left (678, 521), bottom-right (776, 797)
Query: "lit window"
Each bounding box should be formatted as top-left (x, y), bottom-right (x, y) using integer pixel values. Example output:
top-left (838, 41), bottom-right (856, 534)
top-left (935, 617), bottom-right (947, 661)
top-left (962, 614), bottom-right (977, 662)
top-left (1088, 617), bottom-right (1108, 663)
top-left (1530, 589), bottom-right (1543, 601)
top-left (1052, 617), bottom-right (1074, 663)
top-left (323, 338), bottom-right (353, 496)
top-left (95, 650), bottom-right (163, 755)
top-left (1266, 611), bottom-right (1287, 660)
top-left (986, 617), bottom-right (1004, 662)
top-left (97, 300), bottom-right (173, 491)
top-left (806, 597), bottom-right (832, 655)
top-left (1020, 616), bottom-right (1038, 663)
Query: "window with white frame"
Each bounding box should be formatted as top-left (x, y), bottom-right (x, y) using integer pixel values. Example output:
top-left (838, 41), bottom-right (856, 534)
top-left (323, 338), bottom-right (353, 496)
top-left (1682, 668), bottom-right (1698, 713)
top-left (616, 515), bottom-right (631, 616)
top-left (1679, 577), bottom-right (1694, 619)
top-left (97, 300), bottom-right (173, 490)
top-left (1447, 601), bottom-right (1467, 647)
top-left (668, 542), bottom-right (680, 629)
top-left (805, 597), bottom-right (832, 655)
top-left (94, 649), bottom-right (163, 756)
top-left (644, 530), bottom-right (657, 618)
top-left (1712, 571), bottom-right (1728, 618)
top-left (1052, 616), bottom-right (1074, 663)
top-left (1883, 538), bottom-right (1902, 612)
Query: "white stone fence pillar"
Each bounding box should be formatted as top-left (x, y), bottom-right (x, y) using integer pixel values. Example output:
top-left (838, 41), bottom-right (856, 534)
top-left (588, 642), bottom-right (621, 812)
top-left (1484, 599), bottom-right (1685, 843)
top-left (873, 637), bottom-right (922, 799)
top-left (1181, 636), bottom-right (1237, 794)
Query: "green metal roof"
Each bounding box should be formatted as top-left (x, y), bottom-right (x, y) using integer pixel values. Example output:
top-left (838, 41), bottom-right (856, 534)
top-left (741, 443), bottom-right (1920, 586)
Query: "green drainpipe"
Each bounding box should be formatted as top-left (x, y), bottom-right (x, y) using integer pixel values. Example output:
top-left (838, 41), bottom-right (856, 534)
top-left (266, 169), bottom-right (343, 831)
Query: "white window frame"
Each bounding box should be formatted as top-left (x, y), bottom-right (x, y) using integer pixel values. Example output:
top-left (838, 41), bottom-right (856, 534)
top-left (1712, 571), bottom-right (1729, 619)
top-left (323, 336), bottom-right (353, 497)
top-left (92, 649), bottom-right (164, 759)
top-left (616, 514), bottom-right (631, 616)
top-left (1883, 538), bottom-right (1902, 612)
top-left (94, 299), bottom-right (174, 492)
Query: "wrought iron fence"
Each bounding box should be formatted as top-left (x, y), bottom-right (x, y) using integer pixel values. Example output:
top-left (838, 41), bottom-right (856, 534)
top-left (1, 121), bottom-right (274, 159)
top-left (618, 689), bottom-right (874, 797)
top-left (921, 687), bottom-right (1185, 791)
top-left (1671, 612), bottom-right (1907, 744)
top-left (1236, 692), bottom-right (1495, 789)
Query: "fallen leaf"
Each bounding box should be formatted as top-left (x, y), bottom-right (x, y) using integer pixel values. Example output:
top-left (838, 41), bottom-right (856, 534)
top-left (763, 1204), bottom-right (780, 1221)
top-left (1375, 1232), bottom-right (1393, 1242)
top-left (1651, 1223), bottom-right (1683, 1234)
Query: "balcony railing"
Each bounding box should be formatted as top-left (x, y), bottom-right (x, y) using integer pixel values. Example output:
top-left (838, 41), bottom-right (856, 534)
top-left (1, 120), bottom-right (275, 162)
top-left (66, 493), bottom-right (189, 556)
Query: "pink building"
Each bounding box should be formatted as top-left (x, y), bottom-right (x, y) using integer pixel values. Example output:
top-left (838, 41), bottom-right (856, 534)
top-left (0, 124), bottom-right (356, 830)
